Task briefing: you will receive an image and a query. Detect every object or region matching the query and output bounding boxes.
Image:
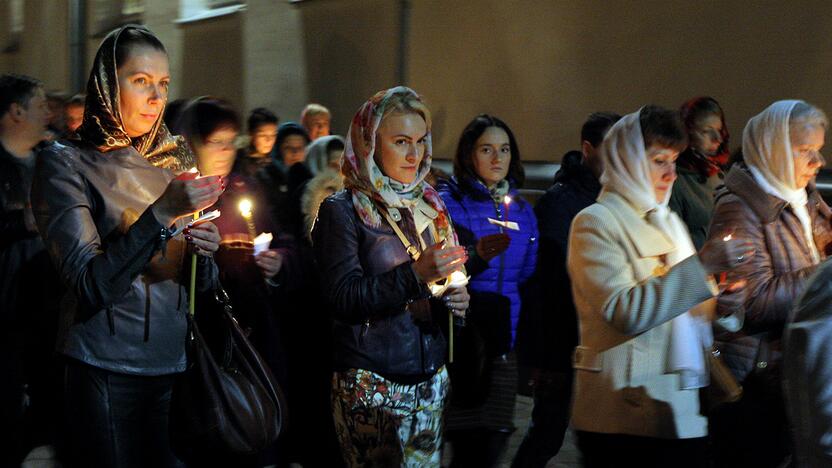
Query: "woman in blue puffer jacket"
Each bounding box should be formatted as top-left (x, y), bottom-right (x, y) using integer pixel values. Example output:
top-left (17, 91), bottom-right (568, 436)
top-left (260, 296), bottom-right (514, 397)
top-left (438, 114), bottom-right (538, 467)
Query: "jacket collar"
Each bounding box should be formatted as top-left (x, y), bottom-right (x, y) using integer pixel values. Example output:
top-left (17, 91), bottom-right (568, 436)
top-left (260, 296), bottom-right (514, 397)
top-left (721, 163), bottom-right (827, 224)
top-left (722, 164), bottom-right (787, 223)
top-left (598, 190), bottom-right (675, 258)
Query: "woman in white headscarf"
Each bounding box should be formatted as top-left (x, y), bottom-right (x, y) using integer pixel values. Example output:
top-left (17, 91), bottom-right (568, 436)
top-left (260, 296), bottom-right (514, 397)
top-left (707, 100), bottom-right (832, 468)
top-left (567, 105), bottom-right (752, 467)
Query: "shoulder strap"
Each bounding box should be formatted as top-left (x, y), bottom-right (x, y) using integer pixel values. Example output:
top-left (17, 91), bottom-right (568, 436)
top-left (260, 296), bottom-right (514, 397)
top-left (380, 208), bottom-right (427, 262)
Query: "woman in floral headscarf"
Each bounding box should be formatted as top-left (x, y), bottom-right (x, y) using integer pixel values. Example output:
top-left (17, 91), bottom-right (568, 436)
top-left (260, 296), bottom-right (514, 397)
top-left (32, 26), bottom-right (223, 467)
top-left (312, 87), bottom-right (469, 467)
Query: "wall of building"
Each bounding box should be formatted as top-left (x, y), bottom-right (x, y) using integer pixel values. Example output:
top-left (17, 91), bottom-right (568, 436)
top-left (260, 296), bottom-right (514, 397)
top-left (4, 1), bottom-right (832, 163)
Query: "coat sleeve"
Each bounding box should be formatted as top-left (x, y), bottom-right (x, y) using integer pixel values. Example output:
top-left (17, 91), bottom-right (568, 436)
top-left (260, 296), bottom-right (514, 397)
top-left (441, 189), bottom-right (489, 276)
top-left (709, 196), bottom-right (816, 334)
top-left (567, 207), bottom-right (713, 336)
top-left (0, 209), bottom-right (35, 248)
top-left (519, 201), bottom-right (539, 283)
top-left (32, 148), bottom-right (170, 318)
top-left (312, 197), bottom-right (431, 323)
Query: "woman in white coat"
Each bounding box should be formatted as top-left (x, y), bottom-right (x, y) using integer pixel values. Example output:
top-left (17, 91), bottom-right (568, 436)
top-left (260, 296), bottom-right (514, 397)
top-left (567, 105), bottom-right (752, 467)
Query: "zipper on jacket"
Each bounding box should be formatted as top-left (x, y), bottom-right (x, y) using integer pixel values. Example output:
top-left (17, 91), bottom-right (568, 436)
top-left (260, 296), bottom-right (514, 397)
top-left (495, 202), bottom-right (506, 294)
top-left (359, 319), bottom-right (370, 345)
top-left (107, 305), bottom-right (115, 335)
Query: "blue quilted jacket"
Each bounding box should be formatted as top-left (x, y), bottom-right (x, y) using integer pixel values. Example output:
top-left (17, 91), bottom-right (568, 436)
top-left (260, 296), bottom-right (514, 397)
top-left (437, 176), bottom-right (538, 345)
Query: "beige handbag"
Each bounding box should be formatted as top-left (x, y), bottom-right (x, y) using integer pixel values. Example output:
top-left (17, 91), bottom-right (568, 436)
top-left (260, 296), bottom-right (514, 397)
top-left (704, 347), bottom-right (743, 411)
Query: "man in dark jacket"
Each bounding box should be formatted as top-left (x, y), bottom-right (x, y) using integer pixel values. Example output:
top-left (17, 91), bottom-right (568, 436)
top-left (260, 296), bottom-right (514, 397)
top-left (0, 74), bottom-right (60, 465)
top-left (513, 112), bottom-right (620, 468)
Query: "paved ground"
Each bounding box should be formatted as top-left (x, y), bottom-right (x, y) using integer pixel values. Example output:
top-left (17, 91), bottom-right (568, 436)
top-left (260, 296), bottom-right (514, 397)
top-left (443, 394), bottom-right (582, 468)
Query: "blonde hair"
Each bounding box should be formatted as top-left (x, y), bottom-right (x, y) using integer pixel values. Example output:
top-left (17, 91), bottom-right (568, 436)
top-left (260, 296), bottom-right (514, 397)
top-left (380, 92), bottom-right (432, 130)
top-left (301, 103), bottom-right (330, 121)
top-left (790, 102), bottom-right (828, 138)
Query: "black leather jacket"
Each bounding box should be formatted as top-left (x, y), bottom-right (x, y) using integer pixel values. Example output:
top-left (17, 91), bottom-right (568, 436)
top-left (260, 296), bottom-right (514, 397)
top-left (33, 140), bottom-right (215, 376)
top-left (312, 191), bottom-right (446, 383)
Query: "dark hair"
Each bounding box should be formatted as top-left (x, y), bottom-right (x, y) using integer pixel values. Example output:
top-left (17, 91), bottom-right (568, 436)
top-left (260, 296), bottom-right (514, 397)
top-left (326, 138), bottom-right (345, 153)
top-left (0, 73), bottom-right (43, 117)
top-left (247, 107), bottom-right (279, 132)
top-left (114, 27), bottom-right (166, 69)
top-left (581, 112), bottom-right (622, 147)
top-left (163, 98), bottom-right (188, 133)
top-left (639, 105), bottom-right (687, 152)
top-left (66, 93), bottom-right (86, 107)
top-left (453, 114), bottom-right (525, 187)
top-left (186, 98), bottom-right (240, 142)
top-left (679, 96), bottom-right (730, 155)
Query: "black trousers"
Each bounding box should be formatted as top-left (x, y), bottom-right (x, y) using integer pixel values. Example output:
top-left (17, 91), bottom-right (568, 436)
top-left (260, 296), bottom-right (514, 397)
top-left (512, 369), bottom-right (573, 468)
top-left (62, 358), bottom-right (184, 468)
top-left (576, 431), bottom-right (709, 468)
top-left (709, 371), bottom-right (791, 468)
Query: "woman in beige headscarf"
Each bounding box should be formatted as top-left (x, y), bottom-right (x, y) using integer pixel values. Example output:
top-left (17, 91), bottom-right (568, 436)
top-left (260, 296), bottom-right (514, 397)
top-left (32, 26), bottom-right (223, 467)
top-left (567, 105), bottom-right (751, 467)
top-left (707, 100), bottom-right (832, 468)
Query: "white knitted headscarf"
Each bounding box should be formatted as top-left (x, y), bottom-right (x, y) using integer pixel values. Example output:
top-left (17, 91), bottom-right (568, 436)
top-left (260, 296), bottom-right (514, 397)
top-left (744, 100), bottom-right (821, 264)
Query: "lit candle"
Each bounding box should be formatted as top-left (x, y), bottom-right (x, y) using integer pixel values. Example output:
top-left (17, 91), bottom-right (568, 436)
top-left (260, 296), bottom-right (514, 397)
top-left (238, 198), bottom-right (258, 241)
top-left (503, 195), bottom-right (512, 220)
top-left (187, 167), bottom-right (200, 316)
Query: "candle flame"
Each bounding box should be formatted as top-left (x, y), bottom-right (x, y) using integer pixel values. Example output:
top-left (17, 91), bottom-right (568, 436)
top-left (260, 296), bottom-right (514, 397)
top-left (238, 198), bottom-right (253, 218)
top-left (503, 195), bottom-right (512, 205)
top-left (723, 234), bottom-right (733, 242)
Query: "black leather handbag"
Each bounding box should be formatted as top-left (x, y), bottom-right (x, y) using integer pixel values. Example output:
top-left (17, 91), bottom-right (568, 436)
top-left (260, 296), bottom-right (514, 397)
top-left (169, 286), bottom-right (287, 458)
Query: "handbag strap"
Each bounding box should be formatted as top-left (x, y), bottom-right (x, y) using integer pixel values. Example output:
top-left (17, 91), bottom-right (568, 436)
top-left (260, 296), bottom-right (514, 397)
top-left (380, 208), bottom-right (428, 262)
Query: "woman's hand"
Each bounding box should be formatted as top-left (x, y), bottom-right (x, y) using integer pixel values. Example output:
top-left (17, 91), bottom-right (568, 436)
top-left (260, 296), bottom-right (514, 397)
top-left (475, 233), bottom-right (511, 262)
top-left (412, 243), bottom-right (468, 284)
top-left (152, 176), bottom-right (224, 227)
top-left (185, 221), bottom-right (221, 257)
top-left (254, 249), bottom-right (283, 280)
top-left (443, 286), bottom-right (470, 318)
top-left (717, 279), bottom-right (747, 317)
top-left (699, 236), bottom-right (755, 274)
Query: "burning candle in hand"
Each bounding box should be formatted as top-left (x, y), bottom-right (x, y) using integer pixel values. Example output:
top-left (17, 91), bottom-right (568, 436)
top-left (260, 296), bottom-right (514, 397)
top-left (503, 195), bottom-right (512, 219)
top-left (238, 198), bottom-right (258, 241)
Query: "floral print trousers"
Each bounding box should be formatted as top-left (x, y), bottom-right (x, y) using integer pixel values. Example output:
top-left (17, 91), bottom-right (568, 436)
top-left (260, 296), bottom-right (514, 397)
top-left (332, 367), bottom-right (449, 467)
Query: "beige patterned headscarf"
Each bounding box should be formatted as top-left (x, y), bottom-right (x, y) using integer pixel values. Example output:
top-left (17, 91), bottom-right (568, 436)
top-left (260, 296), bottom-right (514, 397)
top-left (76, 25), bottom-right (193, 173)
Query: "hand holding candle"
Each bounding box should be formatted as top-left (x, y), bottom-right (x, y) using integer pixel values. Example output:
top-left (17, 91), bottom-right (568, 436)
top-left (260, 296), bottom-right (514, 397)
top-left (152, 169), bottom-right (223, 226)
top-left (475, 232), bottom-right (511, 261)
top-left (411, 241), bottom-right (468, 285)
top-left (699, 232), bottom-right (756, 274)
top-left (238, 198), bottom-right (258, 241)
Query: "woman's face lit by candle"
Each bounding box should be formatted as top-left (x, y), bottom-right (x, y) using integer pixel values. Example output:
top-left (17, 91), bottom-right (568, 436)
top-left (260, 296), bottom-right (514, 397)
top-left (196, 126), bottom-right (238, 177)
top-left (647, 144), bottom-right (679, 203)
top-left (472, 126), bottom-right (511, 188)
top-left (690, 113), bottom-right (724, 157)
top-left (375, 111), bottom-right (427, 185)
top-left (791, 124), bottom-right (825, 190)
top-left (117, 46), bottom-right (170, 138)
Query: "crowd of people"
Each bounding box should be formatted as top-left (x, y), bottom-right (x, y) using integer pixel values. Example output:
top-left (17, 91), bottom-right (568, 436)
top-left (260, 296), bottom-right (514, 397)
top-left (3, 24), bottom-right (832, 468)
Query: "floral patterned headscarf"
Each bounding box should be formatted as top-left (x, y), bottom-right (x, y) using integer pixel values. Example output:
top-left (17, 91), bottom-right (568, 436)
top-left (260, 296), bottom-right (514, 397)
top-left (76, 25), bottom-right (193, 173)
top-left (341, 86), bottom-right (454, 241)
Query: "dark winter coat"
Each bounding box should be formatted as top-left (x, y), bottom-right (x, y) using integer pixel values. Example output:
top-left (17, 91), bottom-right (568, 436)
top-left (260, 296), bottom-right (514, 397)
top-left (708, 164), bottom-right (832, 383)
top-left (312, 190), bottom-right (447, 383)
top-left (32, 140), bottom-right (216, 376)
top-left (522, 154), bottom-right (599, 370)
